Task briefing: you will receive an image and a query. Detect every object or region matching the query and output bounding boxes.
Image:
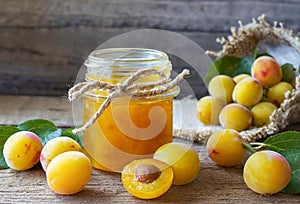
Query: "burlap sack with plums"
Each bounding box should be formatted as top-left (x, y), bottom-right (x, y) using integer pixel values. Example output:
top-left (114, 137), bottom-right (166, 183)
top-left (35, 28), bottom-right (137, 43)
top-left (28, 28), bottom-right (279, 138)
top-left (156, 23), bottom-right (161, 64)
top-left (173, 15), bottom-right (300, 143)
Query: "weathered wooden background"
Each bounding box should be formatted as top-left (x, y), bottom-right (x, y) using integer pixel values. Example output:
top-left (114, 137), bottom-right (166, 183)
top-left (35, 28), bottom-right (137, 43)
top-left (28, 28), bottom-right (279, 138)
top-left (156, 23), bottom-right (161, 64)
top-left (0, 0), bottom-right (299, 97)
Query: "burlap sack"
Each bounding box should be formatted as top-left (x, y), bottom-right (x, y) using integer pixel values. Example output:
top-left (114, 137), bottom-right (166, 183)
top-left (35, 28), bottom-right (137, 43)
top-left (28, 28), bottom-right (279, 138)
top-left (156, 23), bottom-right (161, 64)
top-left (173, 15), bottom-right (300, 143)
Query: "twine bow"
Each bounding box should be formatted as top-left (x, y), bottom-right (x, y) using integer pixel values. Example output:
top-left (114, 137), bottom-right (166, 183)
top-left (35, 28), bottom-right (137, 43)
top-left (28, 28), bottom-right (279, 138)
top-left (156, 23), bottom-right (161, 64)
top-left (68, 68), bottom-right (190, 134)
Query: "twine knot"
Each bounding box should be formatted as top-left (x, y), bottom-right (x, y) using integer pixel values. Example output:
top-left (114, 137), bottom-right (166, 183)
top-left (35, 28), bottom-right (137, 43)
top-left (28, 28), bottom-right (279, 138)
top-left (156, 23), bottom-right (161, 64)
top-left (68, 68), bottom-right (190, 134)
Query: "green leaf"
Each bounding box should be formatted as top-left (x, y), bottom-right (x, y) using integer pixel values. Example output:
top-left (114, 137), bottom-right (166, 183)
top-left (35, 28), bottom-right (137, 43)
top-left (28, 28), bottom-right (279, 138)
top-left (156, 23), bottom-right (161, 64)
top-left (261, 95), bottom-right (269, 102)
top-left (281, 150), bottom-right (300, 194)
top-left (253, 47), bottom-right (258, 60)
top-left (18, 119), bottom-right (57, 131)
top-left (29, 125), bottom-right (62, 145)
top-left (18, 119), bottom-right (62, 145)
top-left (61, 128), bottom-right (83, 147)
top-left (0, 126), bottom-right (20, 169)
top-left (282, 63), bottom-right (296, 83)
top-left (263, 131), bottom-right (300, 153)
top-left (17, 119), bottom-right (62, 145)
top-left (205, 56), bottom-right (253, 84)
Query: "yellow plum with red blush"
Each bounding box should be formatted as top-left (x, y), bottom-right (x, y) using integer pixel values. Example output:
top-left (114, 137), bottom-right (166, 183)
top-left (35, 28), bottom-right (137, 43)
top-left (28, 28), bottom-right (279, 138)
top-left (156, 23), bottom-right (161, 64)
top-left (243, 150), bottom-right (291, 195)
top-left (251, 56), bottom-right (282, 88)
top-left (206, 129), bottom-right (246, 167)
top-left (40, 137), bottom-right (82, 171)
top-left (3, 131), bottom-right (42, 170)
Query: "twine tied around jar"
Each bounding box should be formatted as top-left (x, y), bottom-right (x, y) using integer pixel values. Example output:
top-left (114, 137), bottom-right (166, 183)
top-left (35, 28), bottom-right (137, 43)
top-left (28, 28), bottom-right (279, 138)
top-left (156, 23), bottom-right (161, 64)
top-left (68, 68), bottom-right (190, 134)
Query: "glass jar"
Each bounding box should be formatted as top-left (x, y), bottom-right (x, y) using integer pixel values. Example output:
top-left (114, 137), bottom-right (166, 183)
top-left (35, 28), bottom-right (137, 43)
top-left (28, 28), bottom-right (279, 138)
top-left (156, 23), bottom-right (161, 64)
top-left (82, 48), bottom-right (179, 172)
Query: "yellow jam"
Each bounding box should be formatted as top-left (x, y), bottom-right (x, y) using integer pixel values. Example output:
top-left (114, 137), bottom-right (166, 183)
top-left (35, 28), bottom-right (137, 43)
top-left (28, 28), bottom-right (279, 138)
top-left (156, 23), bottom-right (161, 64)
top-left (81, 48), bottom-right (179, 172)
top-left (83, 96), bottom-right (174, 172)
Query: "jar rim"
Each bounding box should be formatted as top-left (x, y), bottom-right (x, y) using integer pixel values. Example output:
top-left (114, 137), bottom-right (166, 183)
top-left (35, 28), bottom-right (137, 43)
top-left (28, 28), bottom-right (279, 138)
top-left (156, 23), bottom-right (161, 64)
top-left (86, 48), bottom-right (169, 65)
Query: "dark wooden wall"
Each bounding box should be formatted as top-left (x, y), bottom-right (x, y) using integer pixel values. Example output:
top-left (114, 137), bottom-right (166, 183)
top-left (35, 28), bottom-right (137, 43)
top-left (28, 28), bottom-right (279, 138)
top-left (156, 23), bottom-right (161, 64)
top-left (0, 0), bottom-right (299, 97)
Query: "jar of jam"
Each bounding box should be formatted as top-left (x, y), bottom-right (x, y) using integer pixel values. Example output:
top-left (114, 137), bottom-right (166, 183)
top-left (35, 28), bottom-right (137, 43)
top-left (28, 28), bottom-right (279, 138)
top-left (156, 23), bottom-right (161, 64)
top-left (81, 48), bottom-right (180, 172)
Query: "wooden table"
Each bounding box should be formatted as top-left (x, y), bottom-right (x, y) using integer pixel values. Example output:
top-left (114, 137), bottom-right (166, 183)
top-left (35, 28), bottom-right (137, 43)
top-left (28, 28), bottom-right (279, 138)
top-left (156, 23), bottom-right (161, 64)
top-left (1, 95), bottom-right (300, 203)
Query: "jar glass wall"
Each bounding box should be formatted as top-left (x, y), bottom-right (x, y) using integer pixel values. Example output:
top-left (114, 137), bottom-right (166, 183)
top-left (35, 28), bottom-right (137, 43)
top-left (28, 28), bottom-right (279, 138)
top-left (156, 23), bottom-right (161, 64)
top-left (82, 48), bottom-right (179, 172)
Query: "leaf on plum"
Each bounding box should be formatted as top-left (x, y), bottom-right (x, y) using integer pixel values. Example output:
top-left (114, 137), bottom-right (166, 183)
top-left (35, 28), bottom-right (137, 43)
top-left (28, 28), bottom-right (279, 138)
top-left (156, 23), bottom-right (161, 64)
top-left (29, 125), bottom-right (62, 145)
top-left (263, 131), bottom-right (300, 153)
top-left (281, 150), bottom-right (300, 194)
top-left (18, 119), bottom-right (57, 131)
top-left (205, 56), bottom-right (252, 84)
top-left (61, 128), bottom-right (83, 147)
top-left (0, 126), bottom-right (20, 169)
top-left (18, 119), bottom-right (62, 145)
top-left (281, 63), bottom-right (296, 83)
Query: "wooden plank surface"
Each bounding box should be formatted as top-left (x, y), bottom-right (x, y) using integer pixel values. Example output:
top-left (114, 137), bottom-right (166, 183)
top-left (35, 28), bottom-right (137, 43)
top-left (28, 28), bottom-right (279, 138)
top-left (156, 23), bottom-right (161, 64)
top-left (1, 0), bottom-right (300, 96)
top-left (1, 95), bottom-right (300, 203)
top-left (0, 95), bottom-right (73, 127)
